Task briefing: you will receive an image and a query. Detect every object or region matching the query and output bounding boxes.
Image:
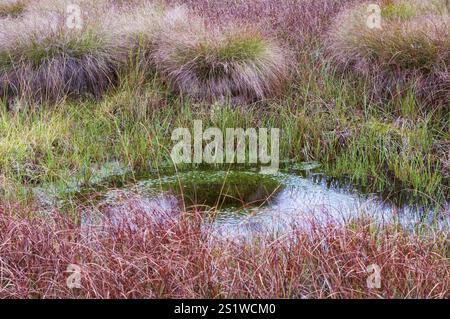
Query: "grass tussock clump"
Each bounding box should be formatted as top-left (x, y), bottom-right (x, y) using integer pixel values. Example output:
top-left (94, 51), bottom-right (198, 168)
top-left (327, 0), bottom-right (450, 104)
top-left (0, 205), bottom-right (448, 299)
top-left (0, 0), bottom-right (27, 18)
top-left (0, 1), bottom-right (121, 107)
top-left (1, 2), bottom-right (290, 105)
top-left (152, 7), bottom-right (291, 104)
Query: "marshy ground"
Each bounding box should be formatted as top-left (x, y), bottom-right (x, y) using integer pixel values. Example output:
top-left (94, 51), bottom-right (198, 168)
top-left (0, 0), bottom-right (448, 298)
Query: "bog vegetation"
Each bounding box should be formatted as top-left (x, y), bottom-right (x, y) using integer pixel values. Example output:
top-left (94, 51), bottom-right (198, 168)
top-left (0, 0), bottom-right (448, 299)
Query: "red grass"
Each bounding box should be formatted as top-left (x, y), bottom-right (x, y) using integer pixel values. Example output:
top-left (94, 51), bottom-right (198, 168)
top-left (163, 0), bottom-right (363, 50)
top-left (0, 203), bottom-right (448, 298)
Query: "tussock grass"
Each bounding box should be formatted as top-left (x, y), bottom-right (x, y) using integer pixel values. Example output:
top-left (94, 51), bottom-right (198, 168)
top-left (327, 0), bottom-right (450, 104)
top-left (152, 7), bottom-right (291, 103)
top-left (106, 2), bottom-right (163, 76)
top-left (0, 1), bottom-right (121, 106)
top-left (1, 2), bottom-right (291, 105)
top-left (0, 0), bottom-right (26, 18)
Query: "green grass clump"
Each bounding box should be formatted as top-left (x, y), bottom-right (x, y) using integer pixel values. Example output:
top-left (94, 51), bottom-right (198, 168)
top-left (0, 30), bottom-right (107, 68)
top-left (190, 35), bottom-right (266, 63)
top-left (0, 2), bottom-right (123, 105)
top-left (152, 7), bottom-right (291, 104)
top-left (0, 0), bottom-right (26, 18)
top-left (327, 0), bottom-right (450, 104)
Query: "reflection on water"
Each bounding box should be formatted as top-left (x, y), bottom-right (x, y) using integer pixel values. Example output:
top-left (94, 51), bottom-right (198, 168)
top-left (88, 169), bottom-right (448, 238)
top-left (214, 173), bottom-right (448, 237)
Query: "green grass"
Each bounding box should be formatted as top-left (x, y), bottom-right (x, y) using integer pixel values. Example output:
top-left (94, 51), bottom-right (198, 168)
top-left (0, 30), bottom-right (108, 68)
top-left (186, 34), bottom-right (266, 64)
top-left (328, 0), bottom-right (449, 107)
top-left (153, 16), bottom-right (290, 103)
top-left (381, 0), bottom-right (449, 20)
top-left (0, 50), bottom-right (447, 207)
top-left (382, 2), bottom-right (418, 20)
top-left (0, 0), bottom-right (446, 301)
top-left (175, 33), bottom-right (268, 81)
top-left (333, 1), bottom-right (449, 69)
top-left (0, 1), bottom-right (447, 209)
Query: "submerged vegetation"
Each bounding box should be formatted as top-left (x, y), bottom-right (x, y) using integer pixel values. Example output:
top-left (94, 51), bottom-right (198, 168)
top-left (0, 0), bottom-right (448, 299)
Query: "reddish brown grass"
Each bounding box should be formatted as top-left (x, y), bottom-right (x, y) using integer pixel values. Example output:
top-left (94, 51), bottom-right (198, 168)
top-left (0, 203), bottom-right (448, 298)
top-left (163, 0), bottom-right (363, 50)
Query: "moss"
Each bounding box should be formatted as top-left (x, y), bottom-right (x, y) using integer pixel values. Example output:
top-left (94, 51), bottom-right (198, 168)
top-left (142, 171), bottom-right (282, 209)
